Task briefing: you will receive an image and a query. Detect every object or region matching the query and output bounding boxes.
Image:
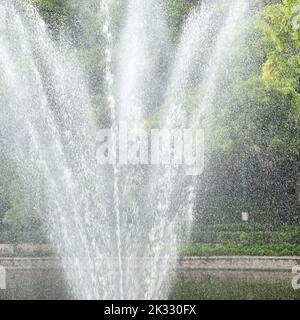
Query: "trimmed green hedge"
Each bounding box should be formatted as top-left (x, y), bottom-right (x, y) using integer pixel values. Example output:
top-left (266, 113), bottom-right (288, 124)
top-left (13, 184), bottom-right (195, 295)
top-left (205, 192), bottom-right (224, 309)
top-left (190, 230), bottom-right (300, 245)
top-left (181, 243), bottom-right (300, 256)
top-left (190, 223), bottom-right (300, 248)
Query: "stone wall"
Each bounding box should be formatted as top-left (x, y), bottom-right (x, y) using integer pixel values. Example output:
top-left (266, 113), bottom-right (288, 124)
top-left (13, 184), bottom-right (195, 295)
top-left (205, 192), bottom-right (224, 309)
top-left (1, 256), bottom-right (299, 291)
top-left (177, 256), bottom-right (300, 271)
top-left (0, 244), bottom-right (52, 257)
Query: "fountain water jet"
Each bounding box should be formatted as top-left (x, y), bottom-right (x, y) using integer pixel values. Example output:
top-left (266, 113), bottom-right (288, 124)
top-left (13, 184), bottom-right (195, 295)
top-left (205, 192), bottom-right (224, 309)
top-left (0, 0), bottom-right (262, 300)
top-left (0, 1), bottom-right (110, 300)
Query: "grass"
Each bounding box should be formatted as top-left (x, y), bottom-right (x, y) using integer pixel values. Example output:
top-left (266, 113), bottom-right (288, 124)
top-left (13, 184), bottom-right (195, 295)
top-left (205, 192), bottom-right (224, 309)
top-left (2, 280), bottom-right (299, 300)
top-left (169, 282), bottom-right (300, 300)
top-left (190, 224), bottom-right (300, 244)
top-left (0, 280), bottom-right (71, 300)
top-left (180, 223), bottom-right (300, 256)
top-left (1, 223), bottom-right (300, 257)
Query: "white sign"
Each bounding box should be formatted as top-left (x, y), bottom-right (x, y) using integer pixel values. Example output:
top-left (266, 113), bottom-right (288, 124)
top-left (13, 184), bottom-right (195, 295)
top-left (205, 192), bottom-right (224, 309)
top-left (241, 212), bottom-right (249, 222)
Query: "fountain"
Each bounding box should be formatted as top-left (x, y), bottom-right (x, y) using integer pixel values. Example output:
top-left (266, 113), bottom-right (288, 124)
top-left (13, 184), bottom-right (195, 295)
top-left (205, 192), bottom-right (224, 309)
top-left (0, 0), bottom-right (261, 299)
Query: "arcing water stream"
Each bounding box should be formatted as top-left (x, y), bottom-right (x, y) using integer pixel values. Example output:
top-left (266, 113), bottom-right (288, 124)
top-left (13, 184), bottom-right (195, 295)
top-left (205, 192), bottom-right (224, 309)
top-left (0, 0), bottom-right (260, 299)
